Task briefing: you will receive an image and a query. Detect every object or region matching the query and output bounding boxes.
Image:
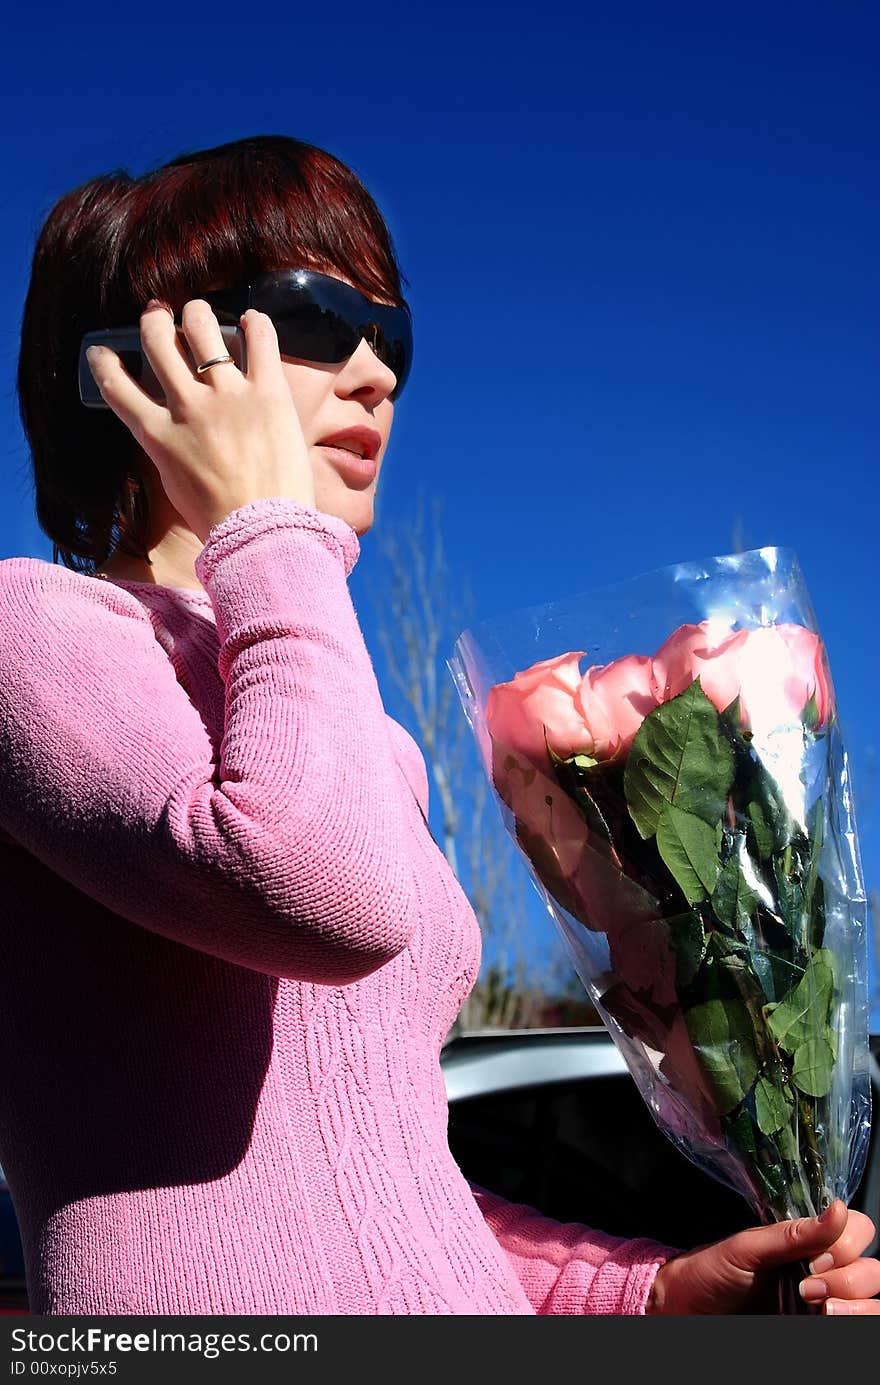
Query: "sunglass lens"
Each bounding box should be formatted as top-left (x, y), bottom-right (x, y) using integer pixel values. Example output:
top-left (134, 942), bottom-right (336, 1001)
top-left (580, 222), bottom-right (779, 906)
top-left (274, 314), bottom-right (408, 398)
top-left (375, 329), bottom-right (410, 397)
top-left (251, 272), bottom-right (412, 397)
top-left (273, 308), bottom-right (358, 365)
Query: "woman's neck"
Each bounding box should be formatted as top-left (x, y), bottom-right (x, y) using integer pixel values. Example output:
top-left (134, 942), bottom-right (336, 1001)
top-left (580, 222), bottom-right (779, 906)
top-left (95, 552), bottom-right (207, 594)
top-left (97, 465), bottom-right (207, 593)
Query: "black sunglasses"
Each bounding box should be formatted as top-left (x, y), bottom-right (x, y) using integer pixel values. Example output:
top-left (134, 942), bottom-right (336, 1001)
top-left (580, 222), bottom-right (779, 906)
top-left (204, 268), bottom-right (413, 401)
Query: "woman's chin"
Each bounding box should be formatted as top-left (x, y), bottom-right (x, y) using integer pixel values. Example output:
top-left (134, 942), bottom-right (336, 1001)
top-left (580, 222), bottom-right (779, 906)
top-left (314, 477), bottom-right (376, 536)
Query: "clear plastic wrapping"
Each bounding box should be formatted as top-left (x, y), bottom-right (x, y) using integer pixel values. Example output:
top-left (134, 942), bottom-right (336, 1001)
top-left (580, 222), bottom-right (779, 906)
top-left (448, 547), bottom-right (871, 1252)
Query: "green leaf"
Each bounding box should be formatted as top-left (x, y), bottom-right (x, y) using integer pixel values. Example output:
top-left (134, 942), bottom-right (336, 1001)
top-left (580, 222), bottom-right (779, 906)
top-left (711, 855), bottom-right (758, 930)
top-left (624, 680), bottom-right (735, 839)
top-left (765, 949), bottom-right (836, 1058)
top-left (656, 803), bottom-right (722, 904)
top-left (684, 998), bottom-right (759, 1114)
top-left (805, 800), bottom-right (826, 950)
top-left (809, 875), bottom-right (827, 952)
top-left (721, 695), bottom-right (749, 736)
top-left (792, 1037), bottom-right (835, 1097)
top-left (808, 798), bottom-right (824, 869)
top-left (802, 693), bottom-right (821, 731)
top-left (754, 1075), bottom-right (794, 1135)
top-left (699, 931), bottom-right (757, 1004)
top-left (666, 910), bottom-right (707, 988)
top-left (773, 1118), bottom-right (799, 1163)
top-left (771, 845), bottom-right (811, 940)
top-left (572, 752), bottom-right (599, 770)
top-left (724, 1106), bottom-right (759, 1159)
top-left (747, 757), bottom-right (797, 854)
top-left (546, 743), bottom-right (620, 862)
top-left (740, 917), bottom-right (779, 1002)
top-left (722, 1106), bottom-right (795, 1211)
top-left (747, 800), bottom-right (774, 861)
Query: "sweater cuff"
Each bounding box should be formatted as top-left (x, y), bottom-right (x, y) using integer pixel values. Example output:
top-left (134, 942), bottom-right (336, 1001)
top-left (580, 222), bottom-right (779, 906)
top-left (194, 497), bottom-right (360, 585)
top-left (534, 1233), bottom-right (676, 1316)
top-left (584, 1236), bottom-right (675, 1316)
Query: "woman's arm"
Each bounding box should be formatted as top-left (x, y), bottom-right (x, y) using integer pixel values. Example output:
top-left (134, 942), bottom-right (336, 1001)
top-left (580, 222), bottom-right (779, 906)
top-left (471, 1191), bottom-right (880, 1316)
top-left (0, 497), bottom-right (418, 984)
top-left (468, 1181), bottom-right (677, 1315)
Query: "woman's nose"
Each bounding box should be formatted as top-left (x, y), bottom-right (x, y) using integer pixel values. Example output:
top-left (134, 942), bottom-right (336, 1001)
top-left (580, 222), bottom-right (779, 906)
top-left (344, 333), bottom-right (397, 399)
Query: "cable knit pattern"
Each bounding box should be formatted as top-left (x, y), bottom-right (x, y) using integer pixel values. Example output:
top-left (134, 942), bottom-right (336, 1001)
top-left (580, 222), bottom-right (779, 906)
top-left (0, 497), bottom-right (677, 1315)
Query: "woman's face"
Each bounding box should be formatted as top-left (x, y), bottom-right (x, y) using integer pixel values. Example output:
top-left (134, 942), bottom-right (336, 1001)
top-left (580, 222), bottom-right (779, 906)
top-left (272, 264), bottom-right (399, 539)
top-left (191, 266), bottom-right (398, 541)
top-left (278, 334), bottom-right (396, 540)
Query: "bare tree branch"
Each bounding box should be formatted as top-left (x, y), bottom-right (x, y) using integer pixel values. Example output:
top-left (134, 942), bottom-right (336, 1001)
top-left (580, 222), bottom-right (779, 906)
top-left (365, 487), bottom-right (581, 1039)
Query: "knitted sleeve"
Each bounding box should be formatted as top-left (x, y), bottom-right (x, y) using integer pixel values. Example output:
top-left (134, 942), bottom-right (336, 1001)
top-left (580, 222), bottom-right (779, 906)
top-left (0, 498), bottom-right (418, 984)
top-left (468, 1181), bottom-right (678, 1315)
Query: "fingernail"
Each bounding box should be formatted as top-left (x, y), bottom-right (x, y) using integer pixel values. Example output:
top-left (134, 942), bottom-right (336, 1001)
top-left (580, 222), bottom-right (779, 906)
top-left (825, 1299), bottom-right (852, 1315)
top-left (85, 345), bottom-right (103, 360)
top-left (817, 1202), bottom-right (837, 1225)
top-left (809, 1253), bottom-right (834, 1274)
top-left (799, 1278), bottom-right (828, 1303)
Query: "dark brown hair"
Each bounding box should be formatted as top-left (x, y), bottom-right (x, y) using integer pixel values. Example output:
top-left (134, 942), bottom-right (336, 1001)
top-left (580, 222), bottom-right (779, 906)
top-left (16, 134), bottom-right (410, 573)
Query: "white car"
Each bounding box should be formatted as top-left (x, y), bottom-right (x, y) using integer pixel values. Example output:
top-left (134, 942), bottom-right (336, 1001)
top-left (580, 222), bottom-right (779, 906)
top-left (442, 1025), bottom-right (880, 1256)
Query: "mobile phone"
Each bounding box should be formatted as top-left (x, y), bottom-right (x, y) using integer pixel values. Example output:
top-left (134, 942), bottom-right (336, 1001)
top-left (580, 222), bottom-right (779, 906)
top-left (78, 324), bottom-right (247, 409)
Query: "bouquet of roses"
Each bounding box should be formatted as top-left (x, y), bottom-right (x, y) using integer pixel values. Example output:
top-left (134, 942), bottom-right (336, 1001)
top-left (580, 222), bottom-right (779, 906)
top-left (448, 548), bottom-right (871, 1310)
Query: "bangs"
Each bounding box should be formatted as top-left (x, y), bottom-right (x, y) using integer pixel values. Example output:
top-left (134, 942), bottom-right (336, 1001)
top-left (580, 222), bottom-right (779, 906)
top-left (105, 135), bottom-right (409, 320)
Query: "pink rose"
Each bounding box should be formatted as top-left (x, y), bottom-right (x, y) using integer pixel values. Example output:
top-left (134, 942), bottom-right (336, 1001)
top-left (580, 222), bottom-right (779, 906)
top-left (734, 624), bottom-right (832, 731)
top-left (604, 907), bottom-right (679, 1008)
top-left (574, 654), bottom-right (658, 760)
top-left (651, 623), bottom-right (750, 714)
top-left (651, 620), bottom-right (832, 731)
top-left (490, 741), bottom-right (597, 918)
top-left (492, 740), bottom-right (676, 1005)
top-left (485, 651), bottom-right (595, 768)
top-left (491, 741), bottom-right (586, 872)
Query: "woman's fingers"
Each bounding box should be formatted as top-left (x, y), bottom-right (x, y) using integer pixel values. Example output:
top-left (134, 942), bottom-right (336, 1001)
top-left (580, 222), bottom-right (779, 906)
top-left (238, 309), bottom-right (285, 383)
top-left (801, 1244), bottom-right (880, 1306)
top-left (808, 1208), bottom-right (877, 1270)
top-left (85, 343), bottom-right (168, 443)
top-left (820, 1213), bottom-right (875, 1268)
top-left (798, 1209), bottom-right (880, 1311)
top-left (137, 300), bottom-right (199, 408)
top-left (727, 1200), bottom-right (850, 1273)
top-left (87, 292), bottom-right (315, 540)
top-left (89, 298), bottom-right (244, 438)
top-left (814, 1255), bottom-right (880, 1301)
top-left (179, 299), bottom-right (241, 386)
top-left (824, 1297), bottom-right (880, 1315)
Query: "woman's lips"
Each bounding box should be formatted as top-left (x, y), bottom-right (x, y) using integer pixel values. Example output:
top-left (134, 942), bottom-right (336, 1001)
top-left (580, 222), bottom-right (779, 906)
top-left (317, 444), bottom-right (378, 488)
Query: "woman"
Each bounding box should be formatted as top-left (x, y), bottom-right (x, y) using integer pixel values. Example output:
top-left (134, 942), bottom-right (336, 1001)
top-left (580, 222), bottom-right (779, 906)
top-left (1, 134), bottom-right (877, 1316)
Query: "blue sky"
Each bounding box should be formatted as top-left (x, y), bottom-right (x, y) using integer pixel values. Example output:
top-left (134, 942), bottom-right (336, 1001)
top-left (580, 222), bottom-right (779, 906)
top-left (1, 4), bottom-right (877, 1026)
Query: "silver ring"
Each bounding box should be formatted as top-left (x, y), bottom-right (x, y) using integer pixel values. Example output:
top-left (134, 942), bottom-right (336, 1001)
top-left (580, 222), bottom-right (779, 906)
top-left (196, 354), bottom-right (235, 375)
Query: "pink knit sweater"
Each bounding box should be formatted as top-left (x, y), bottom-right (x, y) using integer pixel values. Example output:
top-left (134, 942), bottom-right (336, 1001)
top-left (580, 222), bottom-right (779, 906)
top-left (0, 497), bottom-right (676, 1315)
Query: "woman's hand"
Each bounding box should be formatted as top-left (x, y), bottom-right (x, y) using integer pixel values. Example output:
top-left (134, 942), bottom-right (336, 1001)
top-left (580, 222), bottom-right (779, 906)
top-left (647, 1200), bottom-right (880, 1315)
top-left (86, 298), bottom-right (316, 542)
